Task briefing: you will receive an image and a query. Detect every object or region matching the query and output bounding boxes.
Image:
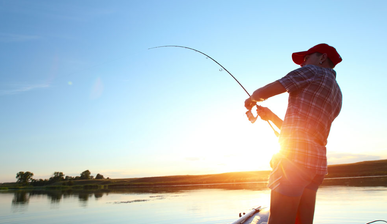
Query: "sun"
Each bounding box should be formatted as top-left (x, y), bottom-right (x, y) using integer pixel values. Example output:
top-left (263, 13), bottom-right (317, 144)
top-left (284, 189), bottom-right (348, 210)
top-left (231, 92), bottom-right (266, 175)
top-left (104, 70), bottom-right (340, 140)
top-left (179, 114), bottom-right (280, 174)
top-left (220, 138), bottom-right (279, 173)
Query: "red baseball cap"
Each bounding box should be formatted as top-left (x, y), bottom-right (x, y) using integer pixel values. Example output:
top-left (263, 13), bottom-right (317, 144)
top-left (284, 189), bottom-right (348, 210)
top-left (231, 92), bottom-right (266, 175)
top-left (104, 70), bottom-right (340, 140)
top-left (292, 43), bottom-right (342, 67)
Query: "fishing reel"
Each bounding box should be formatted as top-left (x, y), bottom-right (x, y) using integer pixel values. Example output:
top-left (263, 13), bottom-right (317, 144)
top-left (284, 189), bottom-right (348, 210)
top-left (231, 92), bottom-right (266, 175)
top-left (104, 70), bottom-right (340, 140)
top-left (245, 107), bottom-right (259, 123)
top-left (245, 110), bottom-right (257, 123)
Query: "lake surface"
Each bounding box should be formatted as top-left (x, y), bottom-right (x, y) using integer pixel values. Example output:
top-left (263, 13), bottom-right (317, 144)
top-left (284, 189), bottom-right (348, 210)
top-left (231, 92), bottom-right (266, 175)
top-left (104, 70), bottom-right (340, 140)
top-left (1, 185), bottom-right (386, 224)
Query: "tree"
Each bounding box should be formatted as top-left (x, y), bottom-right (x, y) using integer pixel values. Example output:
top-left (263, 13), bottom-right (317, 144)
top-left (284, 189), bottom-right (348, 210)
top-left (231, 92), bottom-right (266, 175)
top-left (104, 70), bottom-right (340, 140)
top-left (16, 171), bottom-right (34, 184)
top-left (95, 173), bottom-right (104, 179)
top-left (49, 172), bottom-right (65, 182)
top-left (31, 179), bottom-right (48, 187)
top-left (80, 170), bottom-right (91, 179)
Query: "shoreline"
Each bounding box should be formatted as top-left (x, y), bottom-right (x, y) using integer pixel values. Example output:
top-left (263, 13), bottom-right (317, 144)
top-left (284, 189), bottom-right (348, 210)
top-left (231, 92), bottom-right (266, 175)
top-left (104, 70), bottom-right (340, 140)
top-left (2, 159), bottom-right (387, 190)
top-left (1, 175), bottom-right (387, 192)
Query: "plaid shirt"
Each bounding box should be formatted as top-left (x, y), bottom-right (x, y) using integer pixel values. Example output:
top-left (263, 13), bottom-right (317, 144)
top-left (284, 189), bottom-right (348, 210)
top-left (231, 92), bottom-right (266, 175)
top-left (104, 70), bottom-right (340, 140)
top-left (278, 65), bottom-right (342, 175)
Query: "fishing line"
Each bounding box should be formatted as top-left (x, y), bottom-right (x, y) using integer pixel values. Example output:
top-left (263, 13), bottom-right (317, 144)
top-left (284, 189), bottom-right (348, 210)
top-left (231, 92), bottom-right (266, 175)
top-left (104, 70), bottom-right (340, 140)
top-left (149, 45), bottom-right (251, 96)
top-left (148, 45), bottom-right (279, 137)
top-left (366, 220), bottom-right (387, 224)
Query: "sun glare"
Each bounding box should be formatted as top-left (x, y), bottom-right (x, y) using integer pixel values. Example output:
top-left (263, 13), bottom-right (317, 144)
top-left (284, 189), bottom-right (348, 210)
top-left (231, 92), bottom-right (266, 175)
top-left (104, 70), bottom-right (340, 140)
top-left (179, 114), bottom-right (280, 174)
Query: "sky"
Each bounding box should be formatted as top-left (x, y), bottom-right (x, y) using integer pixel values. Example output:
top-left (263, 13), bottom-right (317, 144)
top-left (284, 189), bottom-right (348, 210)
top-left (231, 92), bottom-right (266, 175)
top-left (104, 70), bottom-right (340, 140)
top-left (1, 0), bottom-right (387, 183)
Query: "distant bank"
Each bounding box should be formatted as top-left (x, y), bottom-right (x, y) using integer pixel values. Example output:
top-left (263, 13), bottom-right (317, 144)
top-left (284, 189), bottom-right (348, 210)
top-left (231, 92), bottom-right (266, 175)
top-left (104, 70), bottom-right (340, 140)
top-left (323, 159), bottom-right (387, 186)
top-left (1, 159), bottom-right (387, 190)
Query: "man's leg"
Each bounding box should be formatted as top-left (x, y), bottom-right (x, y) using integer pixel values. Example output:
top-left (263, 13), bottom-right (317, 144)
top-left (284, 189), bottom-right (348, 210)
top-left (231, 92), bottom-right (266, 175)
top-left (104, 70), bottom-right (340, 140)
top-left (268, 189), bottom-right (302, 224)
top-left (295, 188), bottom-right (318, 224)
top-left (267, 157), bottom-right (322, 224)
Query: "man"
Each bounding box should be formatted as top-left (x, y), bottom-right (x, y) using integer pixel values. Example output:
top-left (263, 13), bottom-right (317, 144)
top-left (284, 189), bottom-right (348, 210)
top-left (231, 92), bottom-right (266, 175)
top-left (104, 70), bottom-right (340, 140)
top-left (245, 43), bottom-right (342, 224)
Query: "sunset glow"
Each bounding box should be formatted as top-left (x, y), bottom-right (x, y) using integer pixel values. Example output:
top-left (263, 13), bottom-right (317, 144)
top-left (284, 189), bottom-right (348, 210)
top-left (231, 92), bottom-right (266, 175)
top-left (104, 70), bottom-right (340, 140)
top-left (1, 1), bottom-right (387, 182)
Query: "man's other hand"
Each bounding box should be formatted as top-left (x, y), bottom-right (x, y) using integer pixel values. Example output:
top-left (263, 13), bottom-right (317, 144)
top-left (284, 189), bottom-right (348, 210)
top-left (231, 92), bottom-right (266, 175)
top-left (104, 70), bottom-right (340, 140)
top-left (245, 98), bottom-right (256, 110)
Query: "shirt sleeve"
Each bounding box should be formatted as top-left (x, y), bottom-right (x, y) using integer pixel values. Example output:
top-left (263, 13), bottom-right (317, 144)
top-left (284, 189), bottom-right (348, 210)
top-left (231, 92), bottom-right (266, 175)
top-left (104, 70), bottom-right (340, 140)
top-left (278, 65), bottom-right (317, 93)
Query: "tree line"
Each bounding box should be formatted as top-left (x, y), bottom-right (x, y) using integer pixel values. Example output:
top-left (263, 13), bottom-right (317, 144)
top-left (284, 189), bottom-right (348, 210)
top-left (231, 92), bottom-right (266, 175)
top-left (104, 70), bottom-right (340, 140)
top-left (15, 170), bottom-right (108, 186)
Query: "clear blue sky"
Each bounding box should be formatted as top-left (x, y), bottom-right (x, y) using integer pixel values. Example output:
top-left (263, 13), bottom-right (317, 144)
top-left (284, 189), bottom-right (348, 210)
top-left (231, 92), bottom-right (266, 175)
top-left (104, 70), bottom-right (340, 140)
top-left (1, 0), bottom-right (386, 182)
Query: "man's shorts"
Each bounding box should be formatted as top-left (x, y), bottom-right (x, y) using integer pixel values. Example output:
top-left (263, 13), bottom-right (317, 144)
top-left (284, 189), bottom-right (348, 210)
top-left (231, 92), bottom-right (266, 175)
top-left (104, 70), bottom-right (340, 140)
top-left (268, 157), bottom-right (325, 197)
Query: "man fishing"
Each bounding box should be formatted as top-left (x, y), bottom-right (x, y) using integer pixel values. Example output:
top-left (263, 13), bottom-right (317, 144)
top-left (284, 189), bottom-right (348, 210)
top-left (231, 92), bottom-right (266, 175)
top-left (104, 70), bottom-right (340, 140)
top-left (245, 43), bottom-right (343, 224)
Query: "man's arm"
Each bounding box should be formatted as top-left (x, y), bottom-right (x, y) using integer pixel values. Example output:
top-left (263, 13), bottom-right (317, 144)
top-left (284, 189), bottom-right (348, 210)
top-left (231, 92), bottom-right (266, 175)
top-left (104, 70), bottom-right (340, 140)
top-left (244, 81), bottom-right (286, 130)
top-left (245, 81), bottom-right (287, 110)
top-left (251, 80), bottom-right (287, 102)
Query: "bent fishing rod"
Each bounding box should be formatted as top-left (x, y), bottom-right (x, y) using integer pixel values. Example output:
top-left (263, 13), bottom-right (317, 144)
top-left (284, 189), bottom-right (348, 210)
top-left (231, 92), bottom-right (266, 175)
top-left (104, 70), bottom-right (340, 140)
top-left (149, 45), bottom-right (279, 137)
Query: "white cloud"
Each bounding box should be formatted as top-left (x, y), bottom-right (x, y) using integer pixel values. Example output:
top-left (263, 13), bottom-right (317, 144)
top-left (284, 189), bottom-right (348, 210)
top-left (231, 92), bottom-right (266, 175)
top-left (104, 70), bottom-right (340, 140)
top-left (0, 33), bottom-right (41, 42)
top-left (327, 152), bottom-right (382, 165)
top-left (0, 83), bottom-right (50, 95)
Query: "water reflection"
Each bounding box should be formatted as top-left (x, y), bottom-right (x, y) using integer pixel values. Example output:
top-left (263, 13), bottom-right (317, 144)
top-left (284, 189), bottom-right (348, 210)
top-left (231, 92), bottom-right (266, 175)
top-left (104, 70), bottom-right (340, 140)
top-left (12, 191), bottom-right (30, 205)
top-left (48, 191), bottom-right (62, 203)
top-left (78, 192), bottom-right (92, 201)
top-left (4, 178), bottom-right (386, 208)
top-left (1, 185), bottom-right (386, 224)
top-left (3, 182), bottom-right (269, 208)
top-left (94, 192), bottom-right (103, 199)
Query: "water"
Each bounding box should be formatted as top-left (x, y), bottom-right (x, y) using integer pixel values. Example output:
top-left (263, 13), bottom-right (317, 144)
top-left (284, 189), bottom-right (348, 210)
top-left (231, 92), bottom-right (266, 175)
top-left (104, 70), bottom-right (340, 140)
top-left (1, 185), bottom-right (386, 224)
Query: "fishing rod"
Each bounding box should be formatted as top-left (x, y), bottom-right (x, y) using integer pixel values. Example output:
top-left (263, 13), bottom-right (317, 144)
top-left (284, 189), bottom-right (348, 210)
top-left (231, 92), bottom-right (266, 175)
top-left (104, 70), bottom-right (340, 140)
top-left (148, 45), bottom-right (279, 137)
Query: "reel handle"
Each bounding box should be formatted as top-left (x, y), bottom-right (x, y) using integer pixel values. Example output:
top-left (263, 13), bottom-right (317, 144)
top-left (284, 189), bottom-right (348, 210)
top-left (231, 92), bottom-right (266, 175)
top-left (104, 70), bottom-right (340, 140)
top-left (246, 110), bottom-right (257, 123)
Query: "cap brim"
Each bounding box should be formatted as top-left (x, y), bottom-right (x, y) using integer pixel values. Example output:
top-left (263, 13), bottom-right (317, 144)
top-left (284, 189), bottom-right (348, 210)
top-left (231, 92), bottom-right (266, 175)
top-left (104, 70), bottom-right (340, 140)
top-left (292, 51), bottom-right (308, 65)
